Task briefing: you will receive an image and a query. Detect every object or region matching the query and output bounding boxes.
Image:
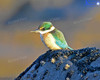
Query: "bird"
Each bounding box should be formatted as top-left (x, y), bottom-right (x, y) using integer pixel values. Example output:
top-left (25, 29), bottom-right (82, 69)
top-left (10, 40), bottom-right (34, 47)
top-left (30, 22), bottom-right (73, 50)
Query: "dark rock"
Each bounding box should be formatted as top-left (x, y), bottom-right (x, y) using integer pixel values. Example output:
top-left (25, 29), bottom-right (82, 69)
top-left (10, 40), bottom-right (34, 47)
top-left (15, 47), bottom-right (100, 80)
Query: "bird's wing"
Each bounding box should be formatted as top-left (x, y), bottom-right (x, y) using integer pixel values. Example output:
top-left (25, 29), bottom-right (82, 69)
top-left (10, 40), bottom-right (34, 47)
top-left (51, 29), bottom-right (68, 49)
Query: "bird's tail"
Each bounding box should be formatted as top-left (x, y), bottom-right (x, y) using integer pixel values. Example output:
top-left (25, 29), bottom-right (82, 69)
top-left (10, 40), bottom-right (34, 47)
top-left (68, 46), bottom-right (73, 50)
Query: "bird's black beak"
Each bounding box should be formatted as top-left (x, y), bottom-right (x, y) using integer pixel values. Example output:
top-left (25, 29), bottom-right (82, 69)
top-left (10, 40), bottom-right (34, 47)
top-left (30, 29), bottom-right (40, 33)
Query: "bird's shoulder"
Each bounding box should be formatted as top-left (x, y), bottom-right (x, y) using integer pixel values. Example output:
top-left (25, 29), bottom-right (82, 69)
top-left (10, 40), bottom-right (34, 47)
top-left (51, 29), bottom-right (68, 49)
top-left (51, 29), bottom-right (65, 41)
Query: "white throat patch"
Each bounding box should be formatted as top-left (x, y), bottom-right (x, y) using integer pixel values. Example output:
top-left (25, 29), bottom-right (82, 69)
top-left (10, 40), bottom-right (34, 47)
top-left (39, 26), bottom-right (55, 34)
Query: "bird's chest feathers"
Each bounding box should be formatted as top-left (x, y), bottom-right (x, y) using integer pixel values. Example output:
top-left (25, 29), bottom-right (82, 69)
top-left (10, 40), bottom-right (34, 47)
top-left (40, 33), bottom-right (61, 49)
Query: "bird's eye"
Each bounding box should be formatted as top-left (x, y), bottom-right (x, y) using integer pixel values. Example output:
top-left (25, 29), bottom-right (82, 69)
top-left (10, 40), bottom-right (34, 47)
top-left (40, 27), bottom-right (45, 30)
top-left (42, 28), bottom-right (45, 30)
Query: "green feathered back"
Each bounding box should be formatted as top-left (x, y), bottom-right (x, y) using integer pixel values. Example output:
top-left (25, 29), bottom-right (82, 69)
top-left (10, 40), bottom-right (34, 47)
top-left (51, 29), bottom-right (68, 49)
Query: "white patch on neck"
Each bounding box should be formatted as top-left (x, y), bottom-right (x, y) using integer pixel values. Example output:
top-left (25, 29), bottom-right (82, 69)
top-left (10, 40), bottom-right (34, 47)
top-left (39, 26), bottom-right (55, 34)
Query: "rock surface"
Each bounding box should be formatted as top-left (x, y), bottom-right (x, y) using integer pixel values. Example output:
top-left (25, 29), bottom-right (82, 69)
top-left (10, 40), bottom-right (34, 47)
top-left (15, 47), bottom-right (100, 80)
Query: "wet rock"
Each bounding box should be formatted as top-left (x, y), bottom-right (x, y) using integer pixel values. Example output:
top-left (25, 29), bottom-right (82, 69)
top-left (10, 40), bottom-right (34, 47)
top-left (15, 47), bottom-right (100, 80)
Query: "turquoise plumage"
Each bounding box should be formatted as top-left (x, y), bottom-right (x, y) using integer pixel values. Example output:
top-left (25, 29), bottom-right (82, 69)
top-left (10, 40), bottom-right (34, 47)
top-left (51, 29), bottom-right (73, 50)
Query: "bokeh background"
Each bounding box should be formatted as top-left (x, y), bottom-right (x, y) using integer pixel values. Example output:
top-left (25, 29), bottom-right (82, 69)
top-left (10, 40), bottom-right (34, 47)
top-left (0, 0), bottom-right (100, 79)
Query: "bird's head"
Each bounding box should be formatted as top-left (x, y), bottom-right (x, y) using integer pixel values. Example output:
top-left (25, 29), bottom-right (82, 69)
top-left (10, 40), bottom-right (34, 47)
top-left (30, 22), bottom-right (55, 34)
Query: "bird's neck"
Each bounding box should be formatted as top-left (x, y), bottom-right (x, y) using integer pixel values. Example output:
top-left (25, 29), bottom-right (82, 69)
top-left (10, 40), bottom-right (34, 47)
top-left (41, 28), bottom-right (56, 36)
top-left (41, 30), bottom-right (54, 39)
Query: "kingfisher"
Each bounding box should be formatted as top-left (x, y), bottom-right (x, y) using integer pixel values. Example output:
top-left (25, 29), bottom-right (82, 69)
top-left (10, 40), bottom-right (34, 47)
top-left (30, 22), bottom-right (73, 50)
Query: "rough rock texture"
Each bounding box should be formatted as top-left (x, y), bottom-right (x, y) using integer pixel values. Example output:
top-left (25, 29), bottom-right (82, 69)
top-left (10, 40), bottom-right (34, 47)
top-left (15, 47), bottom-right (100, 80)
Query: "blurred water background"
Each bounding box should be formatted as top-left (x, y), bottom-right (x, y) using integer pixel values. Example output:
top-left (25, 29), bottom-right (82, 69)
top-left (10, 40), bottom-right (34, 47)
top-left (0, 0), bottom-right (100, 79)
